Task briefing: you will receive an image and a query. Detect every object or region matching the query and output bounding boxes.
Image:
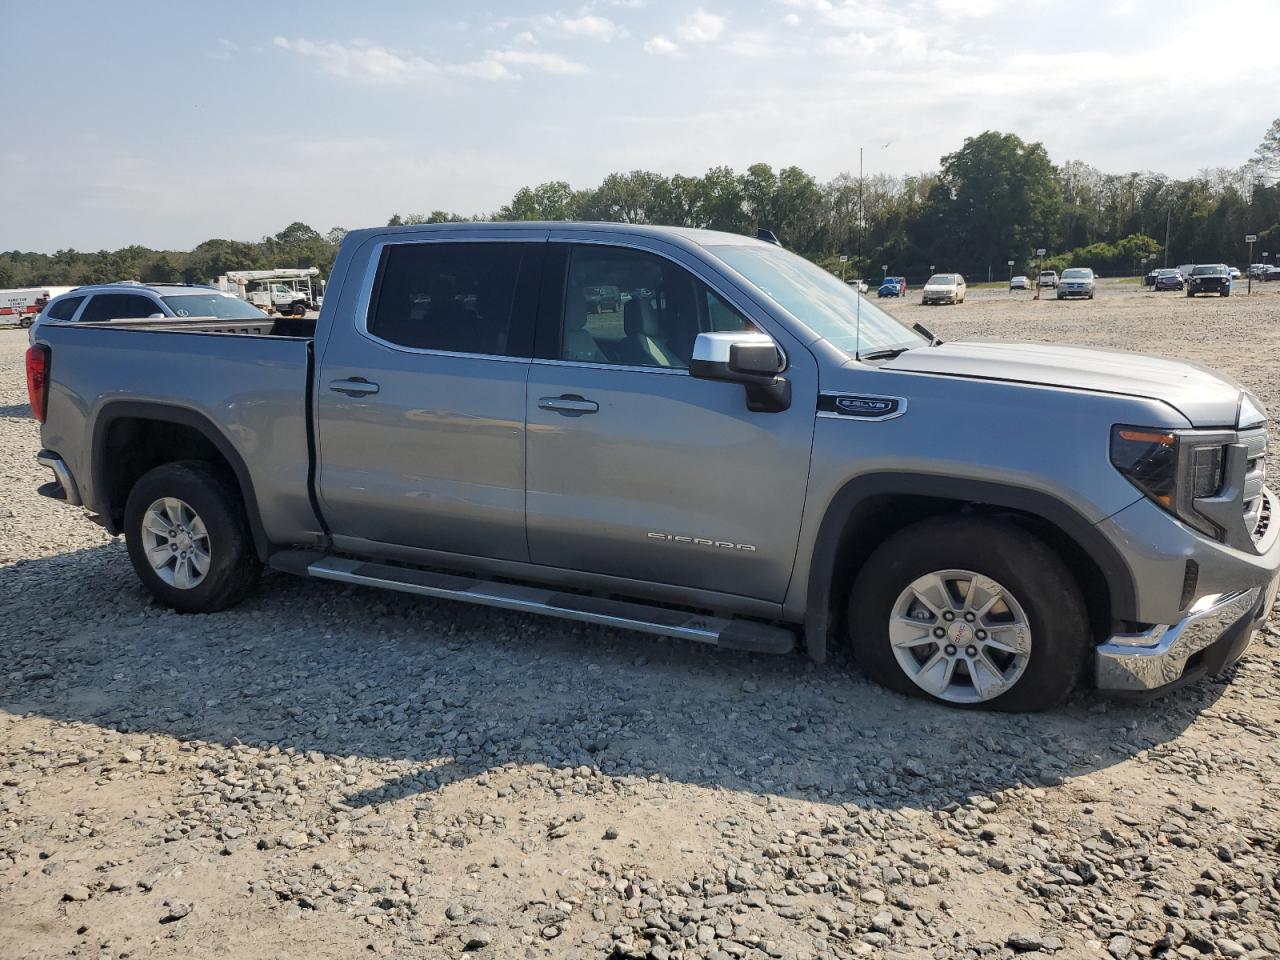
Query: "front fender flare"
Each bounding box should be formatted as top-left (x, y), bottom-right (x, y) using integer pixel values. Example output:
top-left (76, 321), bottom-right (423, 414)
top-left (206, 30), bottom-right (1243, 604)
top-left (802, 473), bottom-right (1138, 663)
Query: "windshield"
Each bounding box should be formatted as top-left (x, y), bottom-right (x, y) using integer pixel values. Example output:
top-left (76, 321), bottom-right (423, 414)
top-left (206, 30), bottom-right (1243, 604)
top-left (1039, 271), bottom-right (1055, 277)
top-left (706, 243), bottom-right (925, 358)
top-left (163, 294), bottom-right (268, 319)
top-left (926, 274), bottom-right (955, 285)
top-left (1061, 268), bottom-right (1092, 279)
top-left (1192, 265), bottom-right (1226, 276)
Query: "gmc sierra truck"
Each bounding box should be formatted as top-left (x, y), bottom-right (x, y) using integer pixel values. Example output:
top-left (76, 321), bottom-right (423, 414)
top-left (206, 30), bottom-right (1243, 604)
top-left (27, 222), bottom-right (1280, 711)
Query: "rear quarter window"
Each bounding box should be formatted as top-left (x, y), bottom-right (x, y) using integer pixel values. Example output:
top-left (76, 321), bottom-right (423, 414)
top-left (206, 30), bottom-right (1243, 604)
top-left (80, 294), bottom-right (164, 323)
top-left (46, 296), bottom-right (85, 321)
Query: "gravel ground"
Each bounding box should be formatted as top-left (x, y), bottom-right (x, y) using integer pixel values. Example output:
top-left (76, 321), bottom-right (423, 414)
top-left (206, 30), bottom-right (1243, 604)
top-left (4, 285), bottom-right (1280, 960)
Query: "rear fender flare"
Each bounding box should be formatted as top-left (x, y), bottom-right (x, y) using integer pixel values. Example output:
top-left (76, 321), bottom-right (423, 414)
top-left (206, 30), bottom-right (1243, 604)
top-left (90, 400), bottom-right (270, 561)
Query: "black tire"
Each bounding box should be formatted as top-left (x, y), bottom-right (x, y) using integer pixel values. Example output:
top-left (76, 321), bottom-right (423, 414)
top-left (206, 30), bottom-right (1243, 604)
top-left (291, 301), bottom-right (308, 317)
top-left (847, 516), bottom-right (1089, 712)
top-left (1221, 290), bottom-right (1229, 297)
top-left (123, 461), bottom-right (261, 613)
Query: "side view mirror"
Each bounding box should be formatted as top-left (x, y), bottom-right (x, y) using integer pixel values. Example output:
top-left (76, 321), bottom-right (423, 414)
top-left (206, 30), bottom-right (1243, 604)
top-left (690, 331), bottom-right (791, 413)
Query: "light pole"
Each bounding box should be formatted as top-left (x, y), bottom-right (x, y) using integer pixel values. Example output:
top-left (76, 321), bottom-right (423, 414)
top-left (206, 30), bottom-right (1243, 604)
top-left (1034, 248), bottom-right (1046, 300)
top-left (1246, 234), bottom-right (1256, 295)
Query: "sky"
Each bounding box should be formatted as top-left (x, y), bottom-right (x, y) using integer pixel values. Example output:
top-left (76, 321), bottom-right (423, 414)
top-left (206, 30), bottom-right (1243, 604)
top-left (3, 0), bottom-right (1278, 253)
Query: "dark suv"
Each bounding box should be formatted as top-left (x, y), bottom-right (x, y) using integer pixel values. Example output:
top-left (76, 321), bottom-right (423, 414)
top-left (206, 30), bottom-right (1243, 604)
top-left (1187, 264), bottom-right (1231, 298)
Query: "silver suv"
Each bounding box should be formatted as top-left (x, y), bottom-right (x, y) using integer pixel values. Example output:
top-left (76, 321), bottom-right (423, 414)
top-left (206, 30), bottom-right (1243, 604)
top-left (28, 282), bottom-right (266, 345)
top-left (1057, 267), bottom-right (1096, 300)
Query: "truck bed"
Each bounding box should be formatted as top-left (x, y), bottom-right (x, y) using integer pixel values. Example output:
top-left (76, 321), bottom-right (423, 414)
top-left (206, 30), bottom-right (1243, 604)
top-left (35, 319), bottom-right (321, 547)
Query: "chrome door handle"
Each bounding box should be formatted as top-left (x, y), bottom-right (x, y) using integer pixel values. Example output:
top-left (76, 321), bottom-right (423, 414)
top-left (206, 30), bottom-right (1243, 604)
top-left (329, 378), bottom-right (380, 397)
top-left (538, 395), bottom-right (598, 415)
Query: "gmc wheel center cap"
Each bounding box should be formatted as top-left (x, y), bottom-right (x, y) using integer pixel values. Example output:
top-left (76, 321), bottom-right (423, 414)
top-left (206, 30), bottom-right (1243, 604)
top-left (948, 622), bottom-right (973, 643)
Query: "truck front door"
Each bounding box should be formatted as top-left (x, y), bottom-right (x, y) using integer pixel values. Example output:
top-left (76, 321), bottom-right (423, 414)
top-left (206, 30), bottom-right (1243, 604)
top-left (315, 234), bottom-right (544, 562)
top-left (524, 240), bottom-right (816, 603)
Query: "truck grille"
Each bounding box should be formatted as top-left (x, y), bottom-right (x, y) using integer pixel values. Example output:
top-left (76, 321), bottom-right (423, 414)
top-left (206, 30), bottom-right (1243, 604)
top-left (1240, 427), bottom-right (1268, 542)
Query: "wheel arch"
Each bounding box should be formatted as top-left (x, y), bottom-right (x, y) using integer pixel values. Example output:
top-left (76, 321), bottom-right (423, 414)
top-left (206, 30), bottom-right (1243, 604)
top-left (802, 473), bottom-right (1138, 663)
top-left (91, 401), bottom-right (270, 561)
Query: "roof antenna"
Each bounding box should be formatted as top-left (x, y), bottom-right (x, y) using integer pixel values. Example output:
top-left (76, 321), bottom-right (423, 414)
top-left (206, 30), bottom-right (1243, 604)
top-left (756, 228), bottom-right (781, 246)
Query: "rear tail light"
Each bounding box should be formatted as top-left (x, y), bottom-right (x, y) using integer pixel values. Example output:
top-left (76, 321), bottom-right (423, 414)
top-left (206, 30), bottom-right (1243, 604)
top-left (26, 345), bottom-right (50, 423)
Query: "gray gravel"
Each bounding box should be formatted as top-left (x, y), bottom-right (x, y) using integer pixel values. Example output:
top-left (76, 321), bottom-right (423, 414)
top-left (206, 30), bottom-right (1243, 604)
top-left (4, 288), bottom-right (1280, 960)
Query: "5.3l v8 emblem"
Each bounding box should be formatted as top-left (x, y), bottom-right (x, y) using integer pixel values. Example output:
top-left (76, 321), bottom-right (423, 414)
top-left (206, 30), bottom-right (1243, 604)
top-left (820, 393), bottom-right (907, 421)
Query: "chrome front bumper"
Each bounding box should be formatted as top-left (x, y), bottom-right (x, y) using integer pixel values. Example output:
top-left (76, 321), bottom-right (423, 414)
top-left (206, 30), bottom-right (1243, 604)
top-left (1095, 585), bottom-right (1272, 692)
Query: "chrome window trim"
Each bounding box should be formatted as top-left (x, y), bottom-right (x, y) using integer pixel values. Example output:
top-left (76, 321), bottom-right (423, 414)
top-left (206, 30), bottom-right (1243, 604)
top-left (531, 357), bottom-right (689, 376)
top-left (354, 234), bottom-right (546, 362)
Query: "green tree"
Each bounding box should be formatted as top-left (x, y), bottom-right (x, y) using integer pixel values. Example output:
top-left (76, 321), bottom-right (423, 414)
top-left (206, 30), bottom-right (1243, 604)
top-left (931, 131), bottom-right (1062, 275)
top-left (1252, 118), bottom-right (1280, 178)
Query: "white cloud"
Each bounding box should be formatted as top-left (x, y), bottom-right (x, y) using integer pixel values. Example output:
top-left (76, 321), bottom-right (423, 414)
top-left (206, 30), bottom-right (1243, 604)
top-left (783, 13), bottom-right (801, 25)
top-left (934, 0), bottom-right (1010, 18)
top-left (643, 34), bottom-right (683, 57)
top-left (560, 14), bottom-right (624, 41)
top-left (273, 36), bottom-right (587, 83)
top-left (272, 37), bottom-right (439, 83)
top-left (489, 49), bottom-right (590, 75)
top-left (676, 9), bottom-right (727, 43)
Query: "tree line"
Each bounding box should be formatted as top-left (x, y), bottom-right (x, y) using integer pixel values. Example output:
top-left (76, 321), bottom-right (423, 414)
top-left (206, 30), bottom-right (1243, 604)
top-left (4, 122), bottom-right (1278, 289)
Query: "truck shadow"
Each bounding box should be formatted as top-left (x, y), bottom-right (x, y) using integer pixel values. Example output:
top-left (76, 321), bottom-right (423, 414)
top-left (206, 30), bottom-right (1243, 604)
top-left (0, 403), bottom-right (33, 418)
top-left (1, 542), bottom-right (1230, 813)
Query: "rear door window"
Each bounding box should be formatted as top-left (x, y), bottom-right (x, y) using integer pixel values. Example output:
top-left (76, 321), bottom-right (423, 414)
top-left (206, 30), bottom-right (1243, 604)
top-left (80, 294), bottom-right (162, 323)
top-left (366, 242), bottom-right (535, 357)
top-left (46, 296), bottom-right (85, 321)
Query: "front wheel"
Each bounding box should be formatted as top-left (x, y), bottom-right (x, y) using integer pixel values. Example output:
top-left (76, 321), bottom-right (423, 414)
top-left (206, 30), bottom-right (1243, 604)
top-left (124, 461), bottom-right (261, 613)
top-left (848, 517), bottom-right (1089, 711)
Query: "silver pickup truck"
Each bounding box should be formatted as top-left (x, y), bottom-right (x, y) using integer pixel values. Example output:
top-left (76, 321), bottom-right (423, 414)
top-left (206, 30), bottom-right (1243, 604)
top-left (27, 223), bottom-right (1280, 711)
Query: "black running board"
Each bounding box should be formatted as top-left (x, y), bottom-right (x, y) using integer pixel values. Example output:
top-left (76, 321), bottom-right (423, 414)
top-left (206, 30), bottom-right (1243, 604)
top-left (269, 551), bottom-right (795, 655)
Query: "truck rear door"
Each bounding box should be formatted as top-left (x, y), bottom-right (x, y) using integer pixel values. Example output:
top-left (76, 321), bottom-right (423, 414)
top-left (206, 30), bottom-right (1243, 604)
top-left (314, 231), bottom-right (545, 562)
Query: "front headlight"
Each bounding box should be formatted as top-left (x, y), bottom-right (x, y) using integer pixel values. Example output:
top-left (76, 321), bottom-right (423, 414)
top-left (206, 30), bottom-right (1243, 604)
top-left (1110, 426), bottom-right (1228, 538)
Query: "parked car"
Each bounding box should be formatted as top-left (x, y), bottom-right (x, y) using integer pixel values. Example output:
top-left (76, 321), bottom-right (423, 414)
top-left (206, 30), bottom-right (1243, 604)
top-left (1144, 269), bottom-right (1160, 287)
top-left (1037, 270), bottom-right (1058, 288)
top-left (846, 279), bottom-right (869, 294)
top-left (877, 276), bottom-right (906, 298)
top-left (1176, 264), bottom-right (1196, 280)
top-left (28, 282), bottom-right (271, 345)
top-left (921, 273), bottom-right (967, 305)
top-left (1229, 267), bottom-right (1241, 280)
top-left (1186, 263), bottom-right (1231, 298)
top-left (1010, 275), bottom-right (1031, 290)
top-left (28, 221), bottom-right (1280, 712)
top-left (1153, 269), bottom-right (1185, 291)
top-left (1262, 266), bottom-right (1280, 282)
top-left (1249, 264), bottom-right (1268, 280)
top-left (1056, 267), bottom-right (1095, 300)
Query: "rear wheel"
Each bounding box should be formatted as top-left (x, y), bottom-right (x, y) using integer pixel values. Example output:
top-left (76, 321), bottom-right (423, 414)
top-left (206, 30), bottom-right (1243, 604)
top-left (848, 517), bottom-right (1089, 711)
top-left (124, 461), bottom-right (261, 613)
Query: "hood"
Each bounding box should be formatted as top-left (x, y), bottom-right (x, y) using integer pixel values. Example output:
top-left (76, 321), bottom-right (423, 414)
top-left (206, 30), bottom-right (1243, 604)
top-left (878, 341), bottom-right (1246, 427)
top-left (923, 283), bottom-right (955, 291)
